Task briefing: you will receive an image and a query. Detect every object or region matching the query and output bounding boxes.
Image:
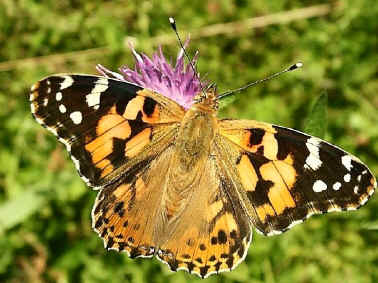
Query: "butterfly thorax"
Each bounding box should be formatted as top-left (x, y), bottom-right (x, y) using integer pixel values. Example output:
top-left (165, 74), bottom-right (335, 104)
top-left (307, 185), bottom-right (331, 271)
top-left (176, 108), bottom-right (217, 166)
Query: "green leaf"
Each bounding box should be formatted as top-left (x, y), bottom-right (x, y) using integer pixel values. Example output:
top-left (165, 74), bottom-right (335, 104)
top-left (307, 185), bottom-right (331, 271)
top-left (304, 93), bottom-right (328, 139)
top-left (0, 190), bottom-right (46, 233)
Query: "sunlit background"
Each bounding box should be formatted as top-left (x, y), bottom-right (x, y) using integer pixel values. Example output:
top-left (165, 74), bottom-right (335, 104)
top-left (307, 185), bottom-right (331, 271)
top-left (0, 1), bottom-right (377, 282)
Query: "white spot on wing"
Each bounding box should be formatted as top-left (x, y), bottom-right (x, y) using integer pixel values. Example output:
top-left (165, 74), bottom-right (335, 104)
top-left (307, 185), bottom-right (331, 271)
top-left (341, 155), bottom-right (353, 171)
top-left (313, 180), bottom-right (327, 192)
top-left (70, 111), bottom-right (82, 124)
top-left (332, 182), bottom-right (341, 191)
top-left (56, 92), bottom-right (62, 101)
top-left (357, 175), bottom-right (362, 182)
top-left (304, 137), bottom-right (322, 170)
top-left (30, 103), bottom-right (36, 113)
top-left (86, 77), bottom-right (108, 110)
top-left (344, 174), bottom-right (351, 183)
top-left (60, 76), bottom-right (74, 90)
top-left (353, 186), bottom-right (359, 194)
top-left (43, 98), bottom-right (48, 106)
top-left (59, 104), bottom-right (67, 113)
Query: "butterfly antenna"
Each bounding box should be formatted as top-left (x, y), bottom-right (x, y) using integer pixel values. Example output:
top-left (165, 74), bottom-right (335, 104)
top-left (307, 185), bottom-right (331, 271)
top-left (217, 62), bottom-right (303, 99)
top-left (169, 17), bottom-right (207, 96)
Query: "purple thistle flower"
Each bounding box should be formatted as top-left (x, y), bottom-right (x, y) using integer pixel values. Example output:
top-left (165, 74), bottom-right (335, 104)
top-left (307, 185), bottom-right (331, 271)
top-left (96, 41), bottom-right (206, 109)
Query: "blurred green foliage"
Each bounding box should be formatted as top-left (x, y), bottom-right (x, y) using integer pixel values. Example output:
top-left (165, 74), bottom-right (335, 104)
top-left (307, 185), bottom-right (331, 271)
top-left (304, 93), bottom-right (328, 138)
top-left (0, 0), bottom-right (377, 282)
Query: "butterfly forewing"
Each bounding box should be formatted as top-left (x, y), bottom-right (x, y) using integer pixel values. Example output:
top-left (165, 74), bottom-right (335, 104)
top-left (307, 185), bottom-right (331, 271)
top-left (219, 119), bottom-right (376, 235)
top-left (30, 75), bottom-right (185, 187)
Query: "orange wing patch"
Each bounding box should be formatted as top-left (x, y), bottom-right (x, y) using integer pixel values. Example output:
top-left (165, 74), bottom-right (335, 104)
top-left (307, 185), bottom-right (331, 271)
top-left (126, 89), bottom-right (183, 124)
top-left (85, 111), bottom-right (131, 159)
top-left (219, 119), bottom-right (279, 160)
top-left (125, 128), bottom-right (152, 158)
top-left (260, 162), bottom-right (296, 214)
top-left (256, 204), bottom-right (276, 223)
top-left (237, 154), bottom-right (258, 192)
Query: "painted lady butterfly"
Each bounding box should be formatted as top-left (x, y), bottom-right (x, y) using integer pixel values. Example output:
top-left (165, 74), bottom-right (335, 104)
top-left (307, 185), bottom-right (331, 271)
top-left (30, 45), bottom-right (376, 278)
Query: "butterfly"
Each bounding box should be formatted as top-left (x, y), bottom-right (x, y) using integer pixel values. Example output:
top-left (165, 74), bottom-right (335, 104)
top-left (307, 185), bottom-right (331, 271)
top-left (30, 66), bottom-right (376, 278)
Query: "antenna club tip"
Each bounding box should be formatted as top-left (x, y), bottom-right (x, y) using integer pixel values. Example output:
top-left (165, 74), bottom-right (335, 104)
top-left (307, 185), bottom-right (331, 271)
top-left (288, 62), bottom-right (303, 71)
top-left (169, 17), bottom-right (177, 30)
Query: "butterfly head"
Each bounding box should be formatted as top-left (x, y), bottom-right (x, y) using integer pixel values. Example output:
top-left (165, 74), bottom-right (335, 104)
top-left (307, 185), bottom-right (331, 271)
top-left (192, 83), bottom-right (219, 112)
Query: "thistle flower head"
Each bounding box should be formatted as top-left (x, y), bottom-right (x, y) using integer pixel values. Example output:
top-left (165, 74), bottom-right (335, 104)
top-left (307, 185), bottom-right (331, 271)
top-left (97, 41), bottom-right (206, 109)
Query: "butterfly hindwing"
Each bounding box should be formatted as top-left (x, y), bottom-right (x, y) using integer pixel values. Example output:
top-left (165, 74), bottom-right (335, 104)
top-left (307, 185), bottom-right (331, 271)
top-left (219, 119), bottom-right (376, 235)
top-left (92, 143), bottom-right (252, 278)
top-left (157, 156), bottom-right (252, 278)
top-left (30, 75), bottom-right (185, 187)
top-left (92, 145), bottom-right (177, 258)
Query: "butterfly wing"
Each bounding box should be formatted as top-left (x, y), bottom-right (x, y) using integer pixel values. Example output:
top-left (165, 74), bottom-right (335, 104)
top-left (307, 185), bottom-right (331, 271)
top-left (157, 155), bottom-right (252, 278)
top-left (91, 145), bottom-right (177, 258)
top-left (30, 74), bottom-right (187, 257)
top-left (30, 75), bottom-right (185, 188)
top-left (218, 119), bottom-right (376, 235)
